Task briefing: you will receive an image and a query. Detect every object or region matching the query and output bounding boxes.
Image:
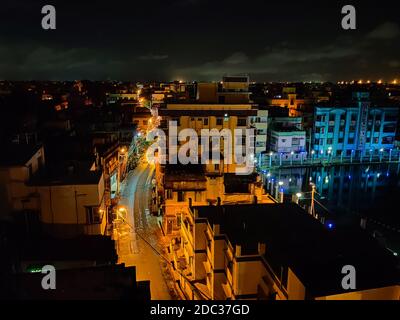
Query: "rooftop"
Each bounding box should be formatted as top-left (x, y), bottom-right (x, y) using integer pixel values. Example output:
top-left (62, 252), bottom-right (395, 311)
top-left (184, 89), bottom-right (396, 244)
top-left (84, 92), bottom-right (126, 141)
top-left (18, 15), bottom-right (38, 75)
top-left (28, 167), bottom-right (102, 186)
top-left (193, 203), bottom-right (399, 297)
top-left (0, 144), bottom-right (42, 167)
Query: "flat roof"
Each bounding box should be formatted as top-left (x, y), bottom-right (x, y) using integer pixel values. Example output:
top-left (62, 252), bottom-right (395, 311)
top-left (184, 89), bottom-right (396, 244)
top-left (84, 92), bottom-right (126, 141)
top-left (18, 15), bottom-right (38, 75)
top-left (0, 144), bottom-right (42, 167)
top-left (29, 169), bottom-right (102, 186)
top-left (193, 203), bottom-right (399, 297)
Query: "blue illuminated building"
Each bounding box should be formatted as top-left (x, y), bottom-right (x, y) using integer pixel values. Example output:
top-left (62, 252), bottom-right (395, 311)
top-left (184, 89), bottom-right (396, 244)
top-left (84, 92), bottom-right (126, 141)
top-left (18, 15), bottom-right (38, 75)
top-left (313, 92), bottom-right (398, 158)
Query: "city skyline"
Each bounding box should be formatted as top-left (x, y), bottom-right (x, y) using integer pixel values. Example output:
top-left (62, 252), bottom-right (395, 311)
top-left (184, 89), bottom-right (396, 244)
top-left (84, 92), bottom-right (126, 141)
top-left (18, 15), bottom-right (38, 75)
top-left (0, 0), bottom-right (400, 82)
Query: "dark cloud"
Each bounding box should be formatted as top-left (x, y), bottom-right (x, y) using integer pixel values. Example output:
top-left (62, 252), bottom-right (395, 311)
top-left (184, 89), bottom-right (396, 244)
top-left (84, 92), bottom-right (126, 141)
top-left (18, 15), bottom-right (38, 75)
top-left (0, 0), bottom-right (399, 81)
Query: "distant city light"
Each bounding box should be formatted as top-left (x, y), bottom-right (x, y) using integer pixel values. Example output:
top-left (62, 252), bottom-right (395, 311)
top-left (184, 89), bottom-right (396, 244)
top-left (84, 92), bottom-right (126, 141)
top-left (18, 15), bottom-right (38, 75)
top-left (327, 223), bottom-right (334, 229)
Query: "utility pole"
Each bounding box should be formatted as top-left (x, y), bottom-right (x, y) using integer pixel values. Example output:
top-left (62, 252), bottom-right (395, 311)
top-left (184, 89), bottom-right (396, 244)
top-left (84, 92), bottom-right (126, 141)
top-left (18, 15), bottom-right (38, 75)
top-left (309, 183), bottom-right (316, 217)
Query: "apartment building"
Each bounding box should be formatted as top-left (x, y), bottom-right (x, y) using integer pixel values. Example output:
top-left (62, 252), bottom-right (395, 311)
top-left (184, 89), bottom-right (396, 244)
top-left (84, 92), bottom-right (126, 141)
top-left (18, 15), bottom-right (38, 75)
top-left (267, 87), bottom-right (307, 117)
top-left (157, 76), bottom-right (271, 234)
top-left (176, 203), bottom-right (399, 300)
top-left (313, 92), bottom-right (399, 158)
top-left (0, 144), bottom-right (45, 217)
top-left (29, 166), bottom-right (107, 238)
top-left (268, 117), bottom-right (306, 155)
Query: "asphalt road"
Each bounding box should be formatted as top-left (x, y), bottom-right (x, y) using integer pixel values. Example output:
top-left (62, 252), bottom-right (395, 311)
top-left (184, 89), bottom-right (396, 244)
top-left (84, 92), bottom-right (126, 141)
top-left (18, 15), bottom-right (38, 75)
top-left (117, 162), bottom-right (173, 300)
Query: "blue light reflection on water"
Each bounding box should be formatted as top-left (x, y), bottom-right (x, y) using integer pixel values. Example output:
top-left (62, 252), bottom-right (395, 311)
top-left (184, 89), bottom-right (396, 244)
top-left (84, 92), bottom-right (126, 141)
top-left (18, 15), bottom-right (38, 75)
top-left (263, 163), bottom-right (400, 250)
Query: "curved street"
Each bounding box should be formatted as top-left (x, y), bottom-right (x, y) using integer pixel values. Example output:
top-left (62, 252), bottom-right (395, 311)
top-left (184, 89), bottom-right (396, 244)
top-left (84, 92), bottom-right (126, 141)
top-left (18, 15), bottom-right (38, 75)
top-left (116, 161), bottom-right (176, 300)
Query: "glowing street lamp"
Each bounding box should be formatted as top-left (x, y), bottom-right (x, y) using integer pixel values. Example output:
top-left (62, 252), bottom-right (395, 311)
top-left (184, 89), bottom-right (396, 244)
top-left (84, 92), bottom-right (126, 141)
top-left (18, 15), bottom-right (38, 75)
top-left (295, 192), bottom-right (303, 204)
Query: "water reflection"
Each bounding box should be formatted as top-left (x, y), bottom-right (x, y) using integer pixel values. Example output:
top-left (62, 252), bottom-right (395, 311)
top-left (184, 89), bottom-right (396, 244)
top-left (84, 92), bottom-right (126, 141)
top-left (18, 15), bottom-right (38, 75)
top-left (263, 163), bottom-right (400, 253)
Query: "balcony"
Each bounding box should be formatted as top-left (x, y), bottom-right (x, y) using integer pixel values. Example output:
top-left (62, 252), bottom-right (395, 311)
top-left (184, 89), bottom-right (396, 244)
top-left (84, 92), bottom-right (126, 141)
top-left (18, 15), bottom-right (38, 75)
top-left (222, 282), bottom-right (232, 299)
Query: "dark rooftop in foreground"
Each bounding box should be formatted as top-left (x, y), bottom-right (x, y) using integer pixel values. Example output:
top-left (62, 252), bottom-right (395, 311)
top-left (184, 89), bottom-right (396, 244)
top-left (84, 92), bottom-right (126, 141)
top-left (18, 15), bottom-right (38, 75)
top-left (3, 264), bottom-right (150, 300)
top-left (0, 144), bottom-right (42, 167)
top-left (28, 167), bottom-right (102, 186)
top-left (193, 203), bottom-right (399, 298)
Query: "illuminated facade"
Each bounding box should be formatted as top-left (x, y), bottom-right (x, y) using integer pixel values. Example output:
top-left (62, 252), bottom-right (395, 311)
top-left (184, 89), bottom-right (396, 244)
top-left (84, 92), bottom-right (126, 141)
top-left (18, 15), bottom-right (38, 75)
top-left (313, 92), bottom-right (398, 158)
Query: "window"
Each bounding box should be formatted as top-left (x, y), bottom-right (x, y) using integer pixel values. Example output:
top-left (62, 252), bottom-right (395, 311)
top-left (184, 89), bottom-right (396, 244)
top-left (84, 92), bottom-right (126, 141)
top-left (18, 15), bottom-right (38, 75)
top-left (292, 138), bottom-right (300, 146)
top-left (382, 136), bottom-right (394, 144)
top-left (348, 137), bottom-right (355, 144)
top-left (190, 118), bottom-right (195, 121)
top-left (86, 206), bottom-right (102, 224)
top-left (177, 191), bottom-right (185, 202)
top-left (327, 138), bottom-right (333, 145)
top-left (218, 96), bottom-right (225, 104)
top-left (349, 125), bottom-right (356, 132)
top-left (315, 139), bottom-right (320, 145)
top-left (373, 138), bottom-right (380, 144)
top-left (203, 118), bottom-right (209, 126)
top-left (237, 118), bottom-right (247, 126)
top-left (195, 191), bottom-right (202, 202)
top-left (166, 189), bottom-right (173, 200)
top-left (329, 114), bottom-right (335, 122)
top-left (338, 138), bottom-right (344, 143)
top-left (214, 164), bottom-right (220, 171)
top-left (383, 124), bottom-right (396, 133)
top-left (328, 126), bottom-right (334, 133)
top-left (282, 139), bottom-right (286, 143)
top-left (216, 118), bottom-right (223, 126)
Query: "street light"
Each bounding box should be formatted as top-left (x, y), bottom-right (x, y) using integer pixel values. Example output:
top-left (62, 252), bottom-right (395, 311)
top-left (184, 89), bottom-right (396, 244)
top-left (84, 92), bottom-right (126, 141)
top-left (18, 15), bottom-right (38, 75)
top-left (290, 151), bottom-right (294, 165)
top-left (389, 149), bottom-right (393, 162)
top-left (295, 192), bottom-right (303, 204)
top-left (275, 181), bottom-right (283, 200)
top-left (278, 181), bottom-right (284, 203)
top-left (311, 150), bottom-right (315, 164)
top-left (379, 148), bottom-right (384, 162)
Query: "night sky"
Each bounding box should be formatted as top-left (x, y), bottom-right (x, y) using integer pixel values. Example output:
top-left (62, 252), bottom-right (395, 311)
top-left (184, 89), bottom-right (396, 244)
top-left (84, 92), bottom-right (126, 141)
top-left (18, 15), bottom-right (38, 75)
top-left (1, 0), bottom-right (400, 82)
